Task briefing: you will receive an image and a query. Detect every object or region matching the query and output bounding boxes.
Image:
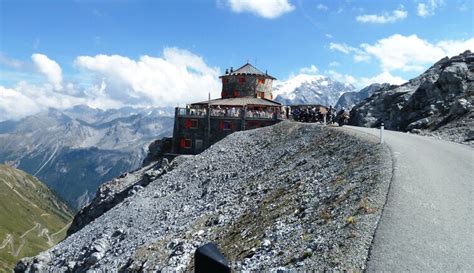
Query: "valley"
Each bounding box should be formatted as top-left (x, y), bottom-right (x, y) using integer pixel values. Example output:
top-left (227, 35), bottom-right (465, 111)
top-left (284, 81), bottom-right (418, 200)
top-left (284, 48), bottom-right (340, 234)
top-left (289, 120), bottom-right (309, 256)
top-left (0, 106), bottom-right (174, 209)
top-left (0, 165), bottom-right (73, 271)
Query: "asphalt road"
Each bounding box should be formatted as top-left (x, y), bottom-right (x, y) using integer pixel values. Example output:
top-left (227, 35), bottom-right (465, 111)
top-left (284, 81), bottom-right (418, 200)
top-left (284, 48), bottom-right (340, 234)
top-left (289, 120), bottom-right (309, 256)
top-left (346, 126), bottom-right (474, 272)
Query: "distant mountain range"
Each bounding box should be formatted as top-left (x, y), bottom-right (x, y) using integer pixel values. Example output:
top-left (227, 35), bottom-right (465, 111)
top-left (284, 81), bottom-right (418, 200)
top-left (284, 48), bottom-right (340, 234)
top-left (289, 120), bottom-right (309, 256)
top-left (0, 105), bottom-right (174, 208)
top-left (0, 164), bottom-right (73, 271)
top-left (273, 74), bottom-right (356, 106)
top-left (335, 83), bottom-right (391, 109)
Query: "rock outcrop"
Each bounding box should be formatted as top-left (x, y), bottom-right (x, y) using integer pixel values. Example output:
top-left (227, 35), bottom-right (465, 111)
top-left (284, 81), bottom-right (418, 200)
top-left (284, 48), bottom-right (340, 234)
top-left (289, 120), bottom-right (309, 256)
top-left (16, 121), bottom-right (391, 272)
top-left (350, 50), bottom-right (474, 145)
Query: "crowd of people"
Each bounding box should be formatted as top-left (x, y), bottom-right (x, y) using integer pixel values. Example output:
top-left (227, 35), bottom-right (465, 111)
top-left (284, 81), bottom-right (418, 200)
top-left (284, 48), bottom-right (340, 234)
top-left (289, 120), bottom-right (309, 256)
top-left (287, 106), bottom-right (350, 125)
top-left (181, 106), bottom-right (281, 119)
top-left (180, 105), bottom-right (349, 124)
top-left (290, 107), bottom-right (328, 123)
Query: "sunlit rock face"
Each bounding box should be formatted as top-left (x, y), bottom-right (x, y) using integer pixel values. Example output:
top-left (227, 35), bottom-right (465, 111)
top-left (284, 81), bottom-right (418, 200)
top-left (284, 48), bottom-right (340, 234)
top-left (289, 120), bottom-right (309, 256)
top-left (350, 50), bottom-right (474, 145)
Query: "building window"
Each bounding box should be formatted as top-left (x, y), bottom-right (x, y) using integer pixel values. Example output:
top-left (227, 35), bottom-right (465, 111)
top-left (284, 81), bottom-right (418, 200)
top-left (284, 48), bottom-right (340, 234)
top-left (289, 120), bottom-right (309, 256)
top-left (238, 77), bottom-right (245, 84)
top-left (195, 139), bottom-right (203, 152)
top-left (190, 119), bottom-right (198, 128)
top-left (233, 90), bottom-right (238, 97)
top-left (258, 78), bottom-right (265, 84)
top-left (256, 92), bottom-right (264, 98)
top-left (185, 119), bottom-right (198, 129)
top-left (220, 121), bottom-right (232, 131)
top-left (222, 78), bottom-right (228, 84)
top-left (179, 138), bottom-right (192, 149)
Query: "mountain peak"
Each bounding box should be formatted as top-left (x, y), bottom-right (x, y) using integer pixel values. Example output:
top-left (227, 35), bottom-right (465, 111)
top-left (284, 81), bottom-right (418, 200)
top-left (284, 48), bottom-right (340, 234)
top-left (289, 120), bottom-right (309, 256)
top-left (273, 74), bottom-right (356, 106)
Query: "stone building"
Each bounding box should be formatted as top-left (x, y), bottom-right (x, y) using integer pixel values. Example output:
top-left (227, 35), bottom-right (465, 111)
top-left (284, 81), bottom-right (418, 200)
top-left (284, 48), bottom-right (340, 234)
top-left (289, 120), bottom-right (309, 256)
top-left (172, 63), bottom-right (283, 154)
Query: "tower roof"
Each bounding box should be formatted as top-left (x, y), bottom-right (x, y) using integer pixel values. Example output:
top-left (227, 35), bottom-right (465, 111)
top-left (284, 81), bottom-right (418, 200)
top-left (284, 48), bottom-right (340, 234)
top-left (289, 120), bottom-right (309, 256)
top-left (220, 63), bottom-right (276, 80)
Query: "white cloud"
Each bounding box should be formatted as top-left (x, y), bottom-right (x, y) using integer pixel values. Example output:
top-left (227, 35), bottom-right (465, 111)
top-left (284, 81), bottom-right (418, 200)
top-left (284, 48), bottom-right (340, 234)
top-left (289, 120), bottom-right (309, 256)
top-left (325, 33), bottom-right (333, 39)
top-left (0, 47), bottom-right (221, 121)
top-left (360, 71), bottom-right (406, 86)
top-left (356, 7), bottom-right (407, 24)
top-left (323, 34), bottom-right (473, 89)
top-left (227, 0), bottom-right (295, 19)
top-left (329, 42), bottom-right (371, 61)
top-left (0, 54), bottom-right (25, 69)
top-left (0, 85), bottom-right (39, 120)
top-left (74, 48), bottom-right (221, 107)
top-left (329, 61), bottom-right (340, 67)
top-left (417, 0), bottom-right (444, 17)
top-left (329, 42), bottom-right (358, 54)
top-left (31, 53), bottom-right (63, 90)
top-left (299, 64), bottom-right (319, 74)
top-left (354, 54), bottom-right (371, 63)
top-left (361, 34), bottom-right (474, 72)
top-left (316, 4), bottom-right (328, 11)
top-left (0, 82), bottom-right (90, 121)
top-left (326, 70), bottom-right (357, 86)
top-left (417, 3), bottom-right (429, 17)
top-left (324, 70), bottom-right (405, 88)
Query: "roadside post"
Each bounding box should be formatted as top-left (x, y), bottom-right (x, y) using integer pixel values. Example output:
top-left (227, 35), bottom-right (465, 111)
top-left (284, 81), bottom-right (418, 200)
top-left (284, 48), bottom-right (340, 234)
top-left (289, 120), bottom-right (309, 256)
top-left (380, 123), bottom-right (384, 144)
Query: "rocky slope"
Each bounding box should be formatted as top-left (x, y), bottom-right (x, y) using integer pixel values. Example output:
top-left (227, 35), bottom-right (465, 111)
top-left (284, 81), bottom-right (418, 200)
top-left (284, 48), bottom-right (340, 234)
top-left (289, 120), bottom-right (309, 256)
top-left (335, 83), bottom-right (391, 110)
top-left (0, 165), bottom-right (73, 272)
top-left (350, 50), bottom-right (474, 145)
top-left (0, 105), bottom-right (174, 208)
top-left (274, 74), bottom-right (356, 106)
top-left (16, 121), bottom-right (391, 272)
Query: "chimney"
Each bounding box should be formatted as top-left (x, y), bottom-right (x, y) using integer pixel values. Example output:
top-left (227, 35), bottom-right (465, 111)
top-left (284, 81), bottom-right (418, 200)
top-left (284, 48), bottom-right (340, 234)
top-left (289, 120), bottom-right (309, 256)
top-left (230, 67), bottom-right (233, 73)
top-left (225, 68), bottom-right (228, 74)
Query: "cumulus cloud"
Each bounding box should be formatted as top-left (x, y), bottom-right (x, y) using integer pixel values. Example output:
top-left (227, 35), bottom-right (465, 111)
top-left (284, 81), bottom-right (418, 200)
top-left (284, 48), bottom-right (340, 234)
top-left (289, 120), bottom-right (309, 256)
top-left (0, 85), bottom-right (40, 120)
top-left (0, 48), bottom-right (221, 121)
top-left (324, 34), bottom-right (473, 88)
top-left (75, 47), bottom-right (220, 107)
top-left (361, 34), bottom-right (474, 72)
top-left (330, 34), bottom-right (473, 74)
top-left (31, 53), bottom-right (63, 90)
top-left (359, 71), bottom-right (406, 86)
top-left (0, 82), bottom-right (89, 121)
top-left (326, 70), bottom-right (358, 86)
top-left (323, 70), bottom-right (405, 88)
top-left (356, 7), bottom-right (407, 24)
top-left (299, 64), bottom-right (319, 74)
top-left (417, 0), bottom-right (444, 17)
top-left (227, 0), bottom-right (295, 19)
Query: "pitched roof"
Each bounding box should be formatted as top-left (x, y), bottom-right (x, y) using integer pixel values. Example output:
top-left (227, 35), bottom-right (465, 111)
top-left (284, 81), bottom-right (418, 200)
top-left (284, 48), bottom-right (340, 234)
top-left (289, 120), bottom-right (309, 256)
top-left (191, 97), bottom-right (282, 107)
top-left (220, 63), bottom-right (276, 80)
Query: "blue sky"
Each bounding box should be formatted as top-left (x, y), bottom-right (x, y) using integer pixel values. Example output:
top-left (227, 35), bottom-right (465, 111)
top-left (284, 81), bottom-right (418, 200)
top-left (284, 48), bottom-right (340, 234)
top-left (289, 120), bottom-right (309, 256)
top-left (0, 0), bottom-right (473, 120)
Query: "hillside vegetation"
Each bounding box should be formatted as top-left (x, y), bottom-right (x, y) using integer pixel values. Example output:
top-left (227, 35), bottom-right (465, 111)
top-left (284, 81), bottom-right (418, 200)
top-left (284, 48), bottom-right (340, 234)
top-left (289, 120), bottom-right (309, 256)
top-left (0, 165), bottom-right (73, 271)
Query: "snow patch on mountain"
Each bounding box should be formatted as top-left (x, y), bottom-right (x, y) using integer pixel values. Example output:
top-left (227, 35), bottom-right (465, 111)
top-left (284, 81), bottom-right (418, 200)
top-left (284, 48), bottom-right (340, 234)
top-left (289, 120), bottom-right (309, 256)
top-left (273, 74), bottom-right (356, 106)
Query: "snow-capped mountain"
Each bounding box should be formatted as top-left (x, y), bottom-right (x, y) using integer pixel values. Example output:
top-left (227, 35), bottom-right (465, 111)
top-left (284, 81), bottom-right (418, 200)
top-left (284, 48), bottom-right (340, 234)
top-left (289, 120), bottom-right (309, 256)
top-left (0, 105), bottom-right (174, 208)
top-left (273, 74), bottom-right (356, 106)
